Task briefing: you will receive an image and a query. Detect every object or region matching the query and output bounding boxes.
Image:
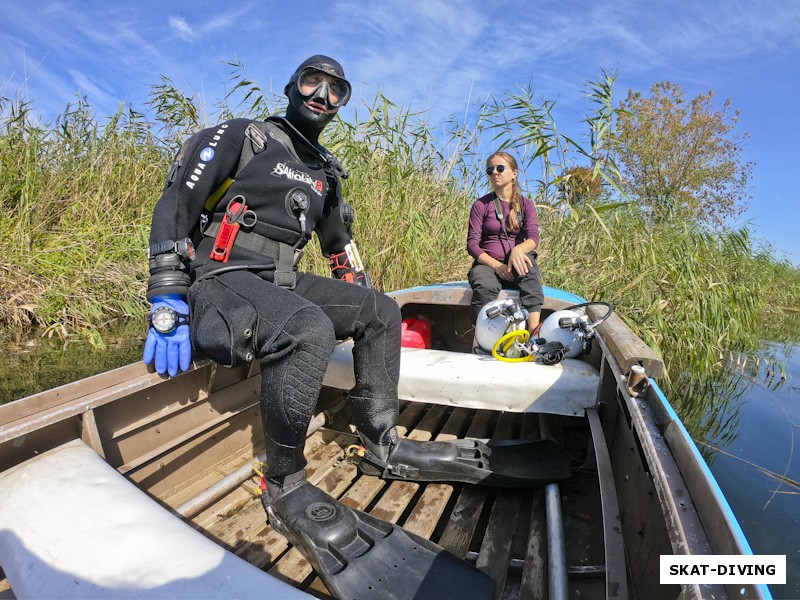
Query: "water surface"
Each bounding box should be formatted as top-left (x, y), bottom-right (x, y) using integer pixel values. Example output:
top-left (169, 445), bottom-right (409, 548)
top-left (693, 342), bottom-right (799, 599)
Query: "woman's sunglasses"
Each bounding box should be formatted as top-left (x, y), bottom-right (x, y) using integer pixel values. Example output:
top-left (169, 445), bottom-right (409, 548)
top-left (485, 164), bottom-right (507, 175)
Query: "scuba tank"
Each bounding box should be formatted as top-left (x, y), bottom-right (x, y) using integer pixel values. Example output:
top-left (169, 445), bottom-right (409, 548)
top-left (474, 299), bottom-right (614, 364)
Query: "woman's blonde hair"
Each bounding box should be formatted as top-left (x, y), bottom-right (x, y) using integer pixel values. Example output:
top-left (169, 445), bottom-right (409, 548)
top-left (487, 151), bottom-right (522, 233)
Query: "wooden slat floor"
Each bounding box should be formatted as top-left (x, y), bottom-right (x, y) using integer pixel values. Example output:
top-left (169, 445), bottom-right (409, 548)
top-left (190, 401), bottom-right (607, 600)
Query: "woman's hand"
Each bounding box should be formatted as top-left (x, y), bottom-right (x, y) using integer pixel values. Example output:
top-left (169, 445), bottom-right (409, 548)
top-left (494, 262), bottom-right (515, 282)
top-left (508, 246), bottom-right (533, 276)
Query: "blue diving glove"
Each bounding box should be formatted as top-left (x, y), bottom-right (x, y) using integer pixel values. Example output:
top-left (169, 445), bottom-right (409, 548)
top-left (143, 294), bottom-right (192, 377)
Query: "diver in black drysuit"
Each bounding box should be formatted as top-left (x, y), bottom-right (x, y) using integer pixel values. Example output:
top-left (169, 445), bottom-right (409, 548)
top-left (143, 55), bottom-right (569, 600)
top-left (145, 56), bottom-right (401, 481)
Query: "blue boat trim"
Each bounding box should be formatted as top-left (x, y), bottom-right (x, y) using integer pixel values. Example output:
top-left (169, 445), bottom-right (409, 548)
top-left (649, 379), bottom-right (774, 599)
top-left (542, 285), bottom-right (588, 304)
top-left (392, 281), bottom-right (588, 305)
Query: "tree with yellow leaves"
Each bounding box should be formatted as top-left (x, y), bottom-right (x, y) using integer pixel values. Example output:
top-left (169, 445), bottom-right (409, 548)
top-left (614, 82), bottom-right (752, 227)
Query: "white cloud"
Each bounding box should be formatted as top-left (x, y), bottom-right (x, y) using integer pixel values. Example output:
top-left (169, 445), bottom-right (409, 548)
top-left (168, 16), bottom-right (195, 43)
top-left (327, 0), bottom-right (489, 122)
top-left (67, 68), bottom-right (115, 107)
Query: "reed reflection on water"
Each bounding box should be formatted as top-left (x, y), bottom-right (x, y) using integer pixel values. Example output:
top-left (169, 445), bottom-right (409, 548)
top-left (682, 340), bottom-right (799, 600)
top-left (0, 329), bottom-right (145, 404)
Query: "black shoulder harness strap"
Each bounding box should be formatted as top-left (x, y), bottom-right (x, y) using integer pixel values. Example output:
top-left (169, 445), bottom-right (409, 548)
top-left (236, 121), bottom-right (270, 175)
top-left (201, 118), bottom-right (350, 290)
top-left (211, 118), bottom-right (311, 200)
top-left (203, 119), bottom-right (310, 213)
top-left (232, 117), bottom-right (348, 188)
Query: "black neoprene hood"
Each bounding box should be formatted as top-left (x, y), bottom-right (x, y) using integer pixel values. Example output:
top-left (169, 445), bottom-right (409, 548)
top-left (284, 54), bottom-right (350, 142)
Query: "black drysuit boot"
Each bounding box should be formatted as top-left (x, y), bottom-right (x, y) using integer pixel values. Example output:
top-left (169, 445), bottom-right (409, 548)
top-left (356, 427), bottom-right (572, 488)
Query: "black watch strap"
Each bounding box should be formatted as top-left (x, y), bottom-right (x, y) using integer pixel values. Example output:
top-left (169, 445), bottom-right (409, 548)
top-left (148, 240), bottom-right (177, 258)
top-left (148, 238), bottom-right (195, 261)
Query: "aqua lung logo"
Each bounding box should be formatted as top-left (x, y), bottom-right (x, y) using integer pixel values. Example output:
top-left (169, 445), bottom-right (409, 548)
top-left (271, 162), bottom-right (323, 196)
top-left (185, 124), bottom-right (228, 190)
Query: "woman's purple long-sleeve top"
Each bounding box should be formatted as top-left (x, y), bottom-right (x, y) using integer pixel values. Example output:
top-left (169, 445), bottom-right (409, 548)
top-left (466, 193), bottom-right (539, 262)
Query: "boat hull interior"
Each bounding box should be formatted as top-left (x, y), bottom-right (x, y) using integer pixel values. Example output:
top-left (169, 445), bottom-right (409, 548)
top-left (0, 284), bottom-right (766, 599)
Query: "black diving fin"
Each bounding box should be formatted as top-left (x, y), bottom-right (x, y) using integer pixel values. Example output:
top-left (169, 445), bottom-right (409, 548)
top-left (263, 477), bottom-right (495, 600)
top-left (357, 438), bottom-right (572, 487)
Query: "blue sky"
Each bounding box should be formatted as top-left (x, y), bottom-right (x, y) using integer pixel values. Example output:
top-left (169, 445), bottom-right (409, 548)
top-left (2, 1), bottom-right (799, 265)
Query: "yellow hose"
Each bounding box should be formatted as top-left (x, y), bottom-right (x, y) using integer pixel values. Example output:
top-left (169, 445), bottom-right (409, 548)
top-left (345, 444), bottom-right (366, 460)
top-left (491, 329), bottom-right (534, 362)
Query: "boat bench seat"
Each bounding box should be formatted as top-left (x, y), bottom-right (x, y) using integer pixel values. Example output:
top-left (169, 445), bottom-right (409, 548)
top-left (324, 342), bottom-right (600, 417)
top-left (0, 439), bottom-right (309, 599)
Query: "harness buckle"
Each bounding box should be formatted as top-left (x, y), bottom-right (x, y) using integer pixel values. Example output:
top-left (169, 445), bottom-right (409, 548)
top-left (244, 122), bottom-right (268, 153)
top-left (273, 270), bottom-right (297, 289)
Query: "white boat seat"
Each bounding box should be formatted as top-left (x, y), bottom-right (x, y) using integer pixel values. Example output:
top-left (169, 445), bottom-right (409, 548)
top-left (0, 439), bottom-right (309, 599)
top-left (324, 342), bottom-right (600, 417)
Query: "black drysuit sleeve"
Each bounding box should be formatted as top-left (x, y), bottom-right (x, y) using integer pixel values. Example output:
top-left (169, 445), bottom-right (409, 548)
top-left (314, 161), bottom-right (353, 258)
top-left (149, 118), bottom-right (251, 245)
top-left (147, 119), bottom-right (250, 297)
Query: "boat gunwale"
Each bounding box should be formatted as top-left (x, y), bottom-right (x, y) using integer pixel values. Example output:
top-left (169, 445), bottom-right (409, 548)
top-left (592, 326), bottom-right (768, 600)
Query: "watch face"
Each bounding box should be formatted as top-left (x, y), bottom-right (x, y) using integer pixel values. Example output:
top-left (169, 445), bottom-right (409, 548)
top-left (151, 306), bottom-right (177, 333)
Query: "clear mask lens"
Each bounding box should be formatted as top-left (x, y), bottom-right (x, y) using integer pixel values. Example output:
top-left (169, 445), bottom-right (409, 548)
top-left (296, 68), bottom-right (351, 107)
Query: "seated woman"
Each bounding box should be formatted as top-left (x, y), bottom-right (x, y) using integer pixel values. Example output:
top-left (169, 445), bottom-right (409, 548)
top-left (467, 150), bottom-right (543, 334)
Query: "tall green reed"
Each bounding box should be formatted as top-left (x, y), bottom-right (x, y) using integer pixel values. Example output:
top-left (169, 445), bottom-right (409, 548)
top-left (1, 67), bottom-right (797, 412)
top-left (0, 95), bottom-right (166, 339)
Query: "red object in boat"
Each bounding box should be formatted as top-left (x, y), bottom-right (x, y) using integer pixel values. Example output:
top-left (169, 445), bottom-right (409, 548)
top-left (401, 317), bottom-right (431, 349)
